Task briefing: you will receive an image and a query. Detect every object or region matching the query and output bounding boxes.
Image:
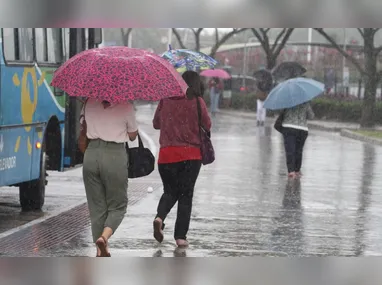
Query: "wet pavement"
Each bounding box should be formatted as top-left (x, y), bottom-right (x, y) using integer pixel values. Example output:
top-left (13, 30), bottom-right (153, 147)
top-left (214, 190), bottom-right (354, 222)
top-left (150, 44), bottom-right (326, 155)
top-left (2, 105), bottom-right (382, 256)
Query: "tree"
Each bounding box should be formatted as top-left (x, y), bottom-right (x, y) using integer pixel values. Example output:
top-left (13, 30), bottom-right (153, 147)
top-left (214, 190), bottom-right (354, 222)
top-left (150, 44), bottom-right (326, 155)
top-left (120, 28), bottom-right (133, 46)
top-left (251, 28), bottom-right (294, 70)
top-left (172, 28), bottom-right (187, 49)
top-left (172, 28), bottom-right (248, 57)
top-left (172, 28), bottom-right (204, 51)
top-left (209, 29), bottom-right (248, 58)
top-left (314, 28), bottom-right (382, 128)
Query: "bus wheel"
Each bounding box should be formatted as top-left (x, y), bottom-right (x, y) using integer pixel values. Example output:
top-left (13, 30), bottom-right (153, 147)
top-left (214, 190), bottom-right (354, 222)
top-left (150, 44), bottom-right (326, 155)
top-left (19, 140), bottom-right (47, 211)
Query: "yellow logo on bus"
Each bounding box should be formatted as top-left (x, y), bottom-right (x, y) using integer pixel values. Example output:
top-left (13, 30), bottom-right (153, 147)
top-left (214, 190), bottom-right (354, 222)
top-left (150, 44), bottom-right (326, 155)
top-left (12, 68), bottom-right (45, 155)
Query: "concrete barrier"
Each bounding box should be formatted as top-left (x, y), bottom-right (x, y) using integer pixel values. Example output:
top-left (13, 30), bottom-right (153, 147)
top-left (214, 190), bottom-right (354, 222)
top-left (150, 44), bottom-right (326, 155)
top-left (340, 129), bottom-right (382, 146)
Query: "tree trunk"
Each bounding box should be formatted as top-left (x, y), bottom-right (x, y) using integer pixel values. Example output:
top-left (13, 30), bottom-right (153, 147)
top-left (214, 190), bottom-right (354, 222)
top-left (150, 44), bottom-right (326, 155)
top-left (120, 28), bottom-right (132, 46)
top-left (361, 74), bottom-right (378, 128)
top-left (195, 35), bottom-right (201, 52)
top-left (360, 29), bottom-right (378, 128)
top-left (266, 54), bottom-right (277, 70)
top-left (358, 77), bottom-right (362, 99)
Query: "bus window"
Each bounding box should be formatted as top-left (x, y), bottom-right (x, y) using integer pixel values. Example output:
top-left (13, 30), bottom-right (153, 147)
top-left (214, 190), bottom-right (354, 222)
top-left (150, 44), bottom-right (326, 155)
top-left (35, 28), bottom-right (63, 64)
top-left (47, 28), bottom-right (63, 63)
top-left (62, 28), bottom-right (70, 61)
top-left (84, 29), bottom-right (89, 50)
top-left (94, 29), bottom-right (103, 45)
top-left (3, 28), bottom-right (16, 61)
top-left (35, 28), bottom-right (48, 62)
top-left (2, 28), bottom-right (33, 63)
top-left (17, 28), bottom-right (34, 62)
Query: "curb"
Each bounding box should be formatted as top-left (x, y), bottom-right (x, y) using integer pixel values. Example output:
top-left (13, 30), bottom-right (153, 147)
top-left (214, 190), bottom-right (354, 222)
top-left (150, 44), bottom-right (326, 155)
top-left (219, 110), bottom-right (345, 133)
top-left (219, 110), bottom-right (256, 120)
top-left (340, 129), bottom-right (382, 146)
top-left (307, 123), bottom-right (343, 133)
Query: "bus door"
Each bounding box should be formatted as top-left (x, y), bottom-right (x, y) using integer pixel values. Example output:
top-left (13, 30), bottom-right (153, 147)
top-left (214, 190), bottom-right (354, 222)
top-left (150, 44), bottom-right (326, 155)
top-left (63, 29), bottom-right (102, 167)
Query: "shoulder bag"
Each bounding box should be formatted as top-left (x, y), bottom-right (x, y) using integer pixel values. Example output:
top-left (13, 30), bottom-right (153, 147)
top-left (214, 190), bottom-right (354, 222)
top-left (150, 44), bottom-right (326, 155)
top-left (196, 97), bottom-right (215, 165)
top-left (274, 110), bottom-right (285, 133)
top-left (78, 100), bottom-right (89, 154)
top-left (126, 134), bottom-right (155, 179)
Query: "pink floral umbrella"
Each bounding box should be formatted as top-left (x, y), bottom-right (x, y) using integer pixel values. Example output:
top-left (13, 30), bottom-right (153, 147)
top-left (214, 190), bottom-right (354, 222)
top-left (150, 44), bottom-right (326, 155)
top-left (51, 46), bottom-right (188, 102)
top-left (200, 69), bottom-right (231, 79)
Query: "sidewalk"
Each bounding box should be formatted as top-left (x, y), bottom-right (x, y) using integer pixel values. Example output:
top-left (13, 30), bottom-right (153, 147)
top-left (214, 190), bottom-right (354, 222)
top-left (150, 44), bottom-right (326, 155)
top-left (219, 109), bottom-right (382, 132)
top-left (2, 104), bottom-right (381, 257)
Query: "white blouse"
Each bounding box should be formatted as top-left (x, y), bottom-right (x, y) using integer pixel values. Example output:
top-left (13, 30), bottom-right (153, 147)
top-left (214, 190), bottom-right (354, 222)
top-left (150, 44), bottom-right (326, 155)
top-left (80, 99), bottom-right (138, 143)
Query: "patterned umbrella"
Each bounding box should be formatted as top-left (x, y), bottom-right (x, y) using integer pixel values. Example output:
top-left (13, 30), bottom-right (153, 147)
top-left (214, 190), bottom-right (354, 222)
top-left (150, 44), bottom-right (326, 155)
top-left (51, 46), bottom-right (188, 102)
top-left (162, 46), bottom-right (218, 73)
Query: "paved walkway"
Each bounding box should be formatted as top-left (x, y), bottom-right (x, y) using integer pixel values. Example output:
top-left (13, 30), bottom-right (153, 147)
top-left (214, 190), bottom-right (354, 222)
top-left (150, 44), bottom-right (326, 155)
top-left (3, 105), bottom-right (382, 257)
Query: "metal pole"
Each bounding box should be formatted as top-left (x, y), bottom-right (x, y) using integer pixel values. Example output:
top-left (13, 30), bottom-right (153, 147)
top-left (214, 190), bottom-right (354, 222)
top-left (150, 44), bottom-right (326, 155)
top-left (243, 37), bottom-right (258, 90)
top-left (167, 28), bottom-right (173, 48)
top-left (342, 28), bottom-right (347, 92)
top-left (128, 30), bottom-right (133, 47)
top-left (243, 42), bottom-right (247, 88)
top-left (307, 28), bottom-right (312, 63)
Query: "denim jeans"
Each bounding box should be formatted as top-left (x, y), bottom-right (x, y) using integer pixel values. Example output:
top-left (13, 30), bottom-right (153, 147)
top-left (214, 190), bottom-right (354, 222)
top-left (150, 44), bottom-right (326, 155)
top-left (210, 91), bottom-right (220, 113)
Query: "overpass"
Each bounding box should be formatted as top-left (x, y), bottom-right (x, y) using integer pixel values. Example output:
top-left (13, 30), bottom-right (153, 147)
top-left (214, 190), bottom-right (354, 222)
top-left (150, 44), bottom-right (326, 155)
top-left (200, 41), bottom-right (363, 55)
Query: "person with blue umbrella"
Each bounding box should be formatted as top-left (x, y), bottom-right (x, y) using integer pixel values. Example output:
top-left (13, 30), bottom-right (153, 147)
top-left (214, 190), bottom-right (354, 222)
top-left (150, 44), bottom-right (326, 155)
top-left (264, 76), bottom-right (324, 179)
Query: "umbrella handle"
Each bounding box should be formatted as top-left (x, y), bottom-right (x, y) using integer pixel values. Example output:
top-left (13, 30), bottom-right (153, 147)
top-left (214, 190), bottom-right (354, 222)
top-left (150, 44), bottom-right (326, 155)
top-left (169, 44), bottom-right (172, 51)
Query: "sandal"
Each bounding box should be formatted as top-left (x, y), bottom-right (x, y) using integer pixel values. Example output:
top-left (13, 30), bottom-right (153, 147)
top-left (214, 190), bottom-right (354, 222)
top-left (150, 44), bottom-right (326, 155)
top-left (96, 236), bottom-right (111, 257)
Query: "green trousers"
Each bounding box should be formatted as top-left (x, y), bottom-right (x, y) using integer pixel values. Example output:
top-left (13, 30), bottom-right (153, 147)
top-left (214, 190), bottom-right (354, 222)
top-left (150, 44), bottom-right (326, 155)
top-left (83, 139), bottom-right (129, 243)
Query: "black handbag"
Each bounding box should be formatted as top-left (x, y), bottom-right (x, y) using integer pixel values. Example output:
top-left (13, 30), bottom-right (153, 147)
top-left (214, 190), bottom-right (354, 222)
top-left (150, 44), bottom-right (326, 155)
top-left (274, 111), bottom-right (285, 133)
top-left (126, 134), bottom-right (155, 179)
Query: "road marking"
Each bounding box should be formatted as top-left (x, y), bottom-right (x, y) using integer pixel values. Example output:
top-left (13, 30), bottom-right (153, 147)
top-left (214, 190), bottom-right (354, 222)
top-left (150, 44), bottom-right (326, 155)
top-left (0, 128), bottom-right (157, 240)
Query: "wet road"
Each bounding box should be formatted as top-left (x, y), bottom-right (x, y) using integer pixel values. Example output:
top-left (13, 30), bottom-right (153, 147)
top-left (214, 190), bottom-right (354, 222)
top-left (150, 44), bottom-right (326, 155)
top-left (2, 105), bottom-right (382, 256)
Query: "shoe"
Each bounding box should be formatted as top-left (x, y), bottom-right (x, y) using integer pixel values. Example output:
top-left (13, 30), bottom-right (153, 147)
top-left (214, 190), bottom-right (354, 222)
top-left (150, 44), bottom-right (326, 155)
top-left (296, 171), bottom-right (302, 177)
top-left (153, 218), bottom-right (164, 243)
top-left (257, 121), bottom-right (260, 126)
top-left (176, 239), bottom-right (189, 248)
top-left (260, 121), bottom-right (265, 126)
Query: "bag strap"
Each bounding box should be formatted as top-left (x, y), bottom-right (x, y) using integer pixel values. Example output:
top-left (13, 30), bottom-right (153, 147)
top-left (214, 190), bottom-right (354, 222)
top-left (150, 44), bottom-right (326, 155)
top-left (80, 99), bottom-right (89, 122)
top-left (125, 133), bottom-right (144, 150)
top-left (196, 97), bottom-right (202, 128)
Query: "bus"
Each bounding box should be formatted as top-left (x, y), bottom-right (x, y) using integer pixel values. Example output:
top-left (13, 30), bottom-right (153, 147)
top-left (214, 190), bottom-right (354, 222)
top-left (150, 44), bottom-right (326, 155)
top-left (0, 28), bottom-right (102, 211)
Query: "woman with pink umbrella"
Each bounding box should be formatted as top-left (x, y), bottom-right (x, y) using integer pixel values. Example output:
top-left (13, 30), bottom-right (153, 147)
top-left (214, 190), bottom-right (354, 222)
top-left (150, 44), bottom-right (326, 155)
top-left (200, 69), bottom-right (231, 116)
top-left (51, 46), bottom-right (188, 257)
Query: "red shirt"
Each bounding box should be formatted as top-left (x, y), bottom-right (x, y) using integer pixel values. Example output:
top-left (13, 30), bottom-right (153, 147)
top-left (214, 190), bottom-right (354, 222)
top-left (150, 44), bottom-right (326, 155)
top-left (153, 97), bottom-right (211, 164)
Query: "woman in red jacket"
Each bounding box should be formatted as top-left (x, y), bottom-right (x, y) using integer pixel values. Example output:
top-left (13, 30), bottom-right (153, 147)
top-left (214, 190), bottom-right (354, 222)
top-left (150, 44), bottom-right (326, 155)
top-left (152, 71), bottom-right (212, 247)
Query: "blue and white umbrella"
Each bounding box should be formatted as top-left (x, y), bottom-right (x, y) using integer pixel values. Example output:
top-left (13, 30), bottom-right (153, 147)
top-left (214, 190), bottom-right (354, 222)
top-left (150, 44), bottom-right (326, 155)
top-left (161, 45), bottom-right (218, 72)
top-left (263, 77), bottom-right (325, 110)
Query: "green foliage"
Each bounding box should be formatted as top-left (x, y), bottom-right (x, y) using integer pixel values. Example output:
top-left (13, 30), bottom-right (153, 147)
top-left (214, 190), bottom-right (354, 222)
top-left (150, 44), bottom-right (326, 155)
top-left (310, 98), bottom-right (362, 122)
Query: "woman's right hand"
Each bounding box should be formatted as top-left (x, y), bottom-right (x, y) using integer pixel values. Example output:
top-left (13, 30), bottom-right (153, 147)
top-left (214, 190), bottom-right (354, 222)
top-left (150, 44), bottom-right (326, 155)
top-left (128, 130), bottom-right (138, 141)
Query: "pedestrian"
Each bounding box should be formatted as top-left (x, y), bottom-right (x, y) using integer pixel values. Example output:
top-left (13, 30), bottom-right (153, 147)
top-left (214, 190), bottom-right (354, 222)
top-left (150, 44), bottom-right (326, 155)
top-left (80, 99), bottom-right (138, 257)
top-left (256, 98), bottom-right (266, 126)
top-left (280, 102), bottom-right (315, 179)
top-left (209, 77), bottom-right (222, 116)
top-left (256, 75), bottom-right (272, 126)
top-left (152, 71), bottom-right (212, 247)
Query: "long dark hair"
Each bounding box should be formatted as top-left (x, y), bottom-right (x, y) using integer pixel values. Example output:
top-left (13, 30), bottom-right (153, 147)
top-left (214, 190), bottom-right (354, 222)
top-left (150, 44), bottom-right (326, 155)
top-left (182, 71), bottom-right (203, 98)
